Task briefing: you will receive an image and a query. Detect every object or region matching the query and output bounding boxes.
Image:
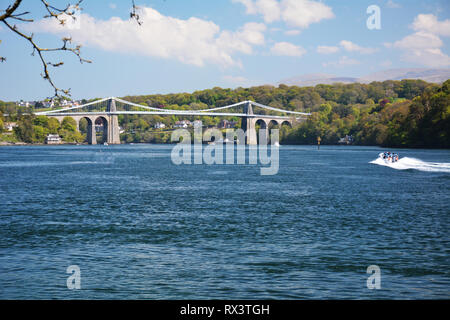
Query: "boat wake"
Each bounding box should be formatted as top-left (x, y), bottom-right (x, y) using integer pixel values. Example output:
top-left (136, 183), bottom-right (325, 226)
top-left (370, 157), bottom-right (450, 173)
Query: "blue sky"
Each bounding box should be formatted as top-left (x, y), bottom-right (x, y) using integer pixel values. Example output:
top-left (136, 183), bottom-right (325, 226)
top-left (0, 0), bottom-right (449, 101)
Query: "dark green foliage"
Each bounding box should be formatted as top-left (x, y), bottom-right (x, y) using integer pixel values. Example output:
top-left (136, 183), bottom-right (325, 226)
top-left (284, 80), bottom-right (449, 148)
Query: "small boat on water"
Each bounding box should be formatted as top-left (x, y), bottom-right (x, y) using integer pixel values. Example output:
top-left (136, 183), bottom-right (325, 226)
top-left (379, 151), bottom-right (399, 163)
top-left (104, 142), bottom-right (108, 146)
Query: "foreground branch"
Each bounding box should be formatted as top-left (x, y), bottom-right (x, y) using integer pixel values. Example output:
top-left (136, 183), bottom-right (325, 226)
top-left (1, 0), bottom-right (143, 98)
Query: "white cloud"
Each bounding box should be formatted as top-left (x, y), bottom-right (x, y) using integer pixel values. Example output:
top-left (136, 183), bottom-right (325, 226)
top-left (403, 48), bottom-right (450, 67)
top-left (217, 22), bottom-right (266, 55)
top-left (339, 40), bottom-right (377, 54)
top-left (233, 0), bottom-right (334, 29)
top-left (393, 31), bottom-right (443, 50)
top-left (244, 0), bottom-right (281, 23)
top-left (386, 0), bottom-right (401, 9)
top-left (392, 31), bottom-right (449, 67)
top-left (388, 14), bottom-right (450, 68)
top-left (109, 3), bottom-right (117, 9)
top-left (323, 56), bottom-right (360, 68)
top-left (317, 40), bottom-right (377, 55)
top-left (24, 7), bottom-right (267, 68)
top-left (271, 42), bottom-right (306, 57)
top-left (412, 14), bottom-right (450, 37)
top-left (317, 45), bottom-right (339, 54)
top-left (281, 0), bottom-right (334, 28)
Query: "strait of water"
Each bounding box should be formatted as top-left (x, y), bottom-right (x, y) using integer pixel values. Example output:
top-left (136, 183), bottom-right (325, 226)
top-left (0, 145), bottom-right (449, 299)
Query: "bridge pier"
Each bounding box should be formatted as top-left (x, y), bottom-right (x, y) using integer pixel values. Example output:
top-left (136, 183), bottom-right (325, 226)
top-left (241, 102), bottom-right (257, 145)
top-left (87, 118), bottom-right (96, 145)
top-left (242, 118), bottom-right (258, 145)
top-left (106, 99), bottom-right (120, 144)
top-left (107, 114), bottom-right (120, 144)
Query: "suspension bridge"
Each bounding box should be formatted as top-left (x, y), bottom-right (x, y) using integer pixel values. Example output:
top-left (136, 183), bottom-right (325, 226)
top-left (35, 97), bottom-right (310, 145)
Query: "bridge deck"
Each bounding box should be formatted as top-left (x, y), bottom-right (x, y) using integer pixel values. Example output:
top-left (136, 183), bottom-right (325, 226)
top-left (44, 111), bottom-right (304, 120)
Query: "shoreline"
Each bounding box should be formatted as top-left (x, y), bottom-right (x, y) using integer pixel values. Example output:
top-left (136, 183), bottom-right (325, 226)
top-left (0, 141), bottom-right (449, 149)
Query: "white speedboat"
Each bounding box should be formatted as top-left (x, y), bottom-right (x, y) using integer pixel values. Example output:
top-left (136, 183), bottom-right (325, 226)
top-left (379, 152), bottom-right (399, 163)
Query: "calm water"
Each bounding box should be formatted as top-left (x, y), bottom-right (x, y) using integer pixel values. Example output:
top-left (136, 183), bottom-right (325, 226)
top-left (0, 145), bottom-right (449, 299)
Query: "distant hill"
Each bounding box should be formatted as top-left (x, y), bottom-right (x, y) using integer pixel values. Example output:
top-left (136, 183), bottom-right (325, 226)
top-left (279, 68), bottom-right (450, 86)
top-left (359, 68), bottom-right (450, 83)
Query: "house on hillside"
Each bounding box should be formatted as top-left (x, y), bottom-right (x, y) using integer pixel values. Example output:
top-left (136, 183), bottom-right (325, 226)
top-left (173, 120), bottom-right (191, 128)
top-left (218, 119), bottom-right (238, 129)
top-left (4, 122), bottom-right (18, 132)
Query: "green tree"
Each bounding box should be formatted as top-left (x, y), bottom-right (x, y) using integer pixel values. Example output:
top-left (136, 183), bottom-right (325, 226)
top-left (14, 116), bottom-right (34, 143)
top-left (47, 118), bottom-right (60, 134)
top-left (33, 115), bottom-right (49, 128)
top-left (61, 117), bottom-right (77, 132)
top-left (33, 125), bottom-right (48, 143)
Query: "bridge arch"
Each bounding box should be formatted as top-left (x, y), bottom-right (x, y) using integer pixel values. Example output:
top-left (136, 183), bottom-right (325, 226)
top-left (267, 120), bottom-right (281, 144)
top-left (78, 117), bottom-right (95, 144)
top-left (255, 119), bottom-right (268, 129)
top-left (255, 119), bottom-right (269, 144)
top-left (95, 116), bottom-right (109, 144)
top-left (268, 120), bottom-right (280, 129)
top-left (280, 120), bottom-right (292, 127)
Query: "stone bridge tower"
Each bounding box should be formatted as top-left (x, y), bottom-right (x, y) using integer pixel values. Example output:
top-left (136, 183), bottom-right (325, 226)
top-left (106, 98), bottom-right (121, 144)
top-left (241, 101), bottom-right (258, 145)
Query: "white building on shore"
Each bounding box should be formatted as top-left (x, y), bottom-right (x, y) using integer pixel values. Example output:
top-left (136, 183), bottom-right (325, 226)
top-left (45, 134), bottom-right (62, 144)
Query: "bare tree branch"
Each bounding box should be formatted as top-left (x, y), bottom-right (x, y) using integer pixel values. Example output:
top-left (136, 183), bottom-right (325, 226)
top-left (130, 0), bottom-right (143, 25)
top-left (0, 0), bottom-right (90, 98)
top-left (0, 0), bottom-right (22, 21)
top-left (0, 0), bottom-right (144, 99)
top-left (40, 0), bottom-right (83, 26)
